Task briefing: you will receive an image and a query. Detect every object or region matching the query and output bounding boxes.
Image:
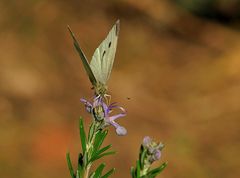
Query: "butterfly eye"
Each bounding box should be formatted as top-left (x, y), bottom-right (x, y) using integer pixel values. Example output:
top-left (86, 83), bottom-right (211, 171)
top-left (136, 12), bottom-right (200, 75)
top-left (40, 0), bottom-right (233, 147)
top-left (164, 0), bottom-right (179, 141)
top-left (108, 42), bottom-right (111, 48)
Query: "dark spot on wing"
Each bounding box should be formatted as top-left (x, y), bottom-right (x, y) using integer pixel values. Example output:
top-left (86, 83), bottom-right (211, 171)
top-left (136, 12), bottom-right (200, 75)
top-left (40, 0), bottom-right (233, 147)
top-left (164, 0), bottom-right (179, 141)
top-left (108, 42), bottom-right (112, 48)
top-left (102, 50), bottom-right (106, 59)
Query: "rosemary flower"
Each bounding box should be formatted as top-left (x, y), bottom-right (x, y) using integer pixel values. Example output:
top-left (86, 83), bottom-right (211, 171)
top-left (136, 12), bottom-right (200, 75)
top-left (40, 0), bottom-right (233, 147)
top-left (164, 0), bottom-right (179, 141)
top-left (80, 96), bottom-right (127, 136)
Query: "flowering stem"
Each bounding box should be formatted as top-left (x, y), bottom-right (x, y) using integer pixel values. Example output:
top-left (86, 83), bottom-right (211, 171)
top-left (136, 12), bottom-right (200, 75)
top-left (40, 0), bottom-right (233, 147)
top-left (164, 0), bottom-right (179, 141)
top-left (131, 137), bottom-right (167, 178)
top-left (66, 118), bottom-right (115, 178)
top-left (82, 122), bottom-right (99, 177)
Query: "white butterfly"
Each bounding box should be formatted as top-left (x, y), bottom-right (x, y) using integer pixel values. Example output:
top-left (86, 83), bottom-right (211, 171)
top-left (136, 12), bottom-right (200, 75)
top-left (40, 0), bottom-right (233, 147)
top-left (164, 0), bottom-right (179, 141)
top-left (68, 20), bottom-right (120, 97)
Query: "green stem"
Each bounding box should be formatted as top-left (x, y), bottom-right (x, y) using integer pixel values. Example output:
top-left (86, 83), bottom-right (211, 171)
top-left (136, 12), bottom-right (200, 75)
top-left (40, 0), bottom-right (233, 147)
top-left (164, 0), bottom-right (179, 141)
top-left (140, 166), bottom-right (149, 177)
top-left (84, 165), bottom-right (91, 178)
top-left (83, 121), bottom-right (99, 178)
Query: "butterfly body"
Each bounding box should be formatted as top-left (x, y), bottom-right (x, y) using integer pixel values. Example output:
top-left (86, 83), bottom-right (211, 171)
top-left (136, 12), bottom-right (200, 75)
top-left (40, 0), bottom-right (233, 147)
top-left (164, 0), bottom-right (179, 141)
top-left (95, 82), bottom-right (108, 97)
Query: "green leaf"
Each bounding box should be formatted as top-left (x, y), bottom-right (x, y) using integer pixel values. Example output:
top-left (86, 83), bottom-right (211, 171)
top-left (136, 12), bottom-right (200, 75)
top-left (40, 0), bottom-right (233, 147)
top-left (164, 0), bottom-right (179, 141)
top-left (67, 26), bottom-right (97, 86)
top-left (94, 163), bottom-right (105, 178)
top-left (139, 145), bottom-right (147, 170)
top-left (79, 117), bottom-right (87, 154)
top-left (147, 162), bottom-right (168, 177)
top-left (66, 152), bottom-right (75, 178)
top-left (136, 160), bottom-right (140, 178)
top-left (130, 167), bottom-right (136, 178)
top-left (101, 168), bottom-right (115, 178)
top-left (88, 122), bottom-right (96, 143)
top-left (76, 170), bottom-right (80, 178)
top-left (93, 130), bottom-right (108, 154)
top-left (94, 144), bottom-right (112, 157)
top-left (83, 152), bottom-right (88, 167)
top-left (89, 172), bottom-right (95, 178)
top-left (90, 151), bottom-right (116, 163)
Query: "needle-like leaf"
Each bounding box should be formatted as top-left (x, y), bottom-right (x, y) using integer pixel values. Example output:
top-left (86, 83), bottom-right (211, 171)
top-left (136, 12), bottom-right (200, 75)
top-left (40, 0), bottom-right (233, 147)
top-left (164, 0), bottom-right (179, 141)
top-left (90, 151), bottom-right (116, 163)
top-left (93, 130), bottom-right (108, 154)
top-left (136, 160), bottom-right (140, 178)
top-left (146, 162), bottom-right (168, 177)
top-left (130, 167), bottom-right (136, 178)
top-left (66, 152), bottom-right (75, 178)
top-left (79, 117), bottom-right (87, 154)
top-left (101, 168), bottom-right (115, 178)
top-left (95, 144), bottom-right (112, 156)
top-left (94, 163), bottom-right (105, 178)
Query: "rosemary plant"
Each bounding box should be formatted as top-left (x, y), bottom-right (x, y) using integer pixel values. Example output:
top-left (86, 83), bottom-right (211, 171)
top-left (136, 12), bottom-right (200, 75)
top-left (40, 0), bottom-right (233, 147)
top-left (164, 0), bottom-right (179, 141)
top-left (66, 20), bottom-right (167, 178)
top-left (131, 136), bottom-right (167, 178)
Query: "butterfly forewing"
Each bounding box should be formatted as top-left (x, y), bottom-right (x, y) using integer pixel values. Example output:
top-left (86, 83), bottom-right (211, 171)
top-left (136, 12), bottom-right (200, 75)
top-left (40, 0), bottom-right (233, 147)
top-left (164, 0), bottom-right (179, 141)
top-left (90, 20), bottom-right (120, 84)
top-left (68, 26), bottom-right (97, 86)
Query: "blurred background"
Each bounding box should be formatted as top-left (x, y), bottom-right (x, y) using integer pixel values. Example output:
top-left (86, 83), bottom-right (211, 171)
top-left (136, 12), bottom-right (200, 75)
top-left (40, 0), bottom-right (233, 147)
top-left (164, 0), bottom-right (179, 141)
top-left (0, 0), bottom-right (240, 177)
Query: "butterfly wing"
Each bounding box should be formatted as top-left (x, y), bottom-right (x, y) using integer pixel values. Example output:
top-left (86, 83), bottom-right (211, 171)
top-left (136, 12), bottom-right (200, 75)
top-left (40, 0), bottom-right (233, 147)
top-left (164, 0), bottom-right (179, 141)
top-left (68, 26), bottom-right (97, 86)
top-left (90, 20), bottom-right (120, 84)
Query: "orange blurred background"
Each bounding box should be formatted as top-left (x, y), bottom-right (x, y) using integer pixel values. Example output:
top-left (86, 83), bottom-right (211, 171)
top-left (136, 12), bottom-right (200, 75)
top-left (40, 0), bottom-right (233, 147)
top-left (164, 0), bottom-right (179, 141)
top-left (0, 0), bottom-right (240, 178)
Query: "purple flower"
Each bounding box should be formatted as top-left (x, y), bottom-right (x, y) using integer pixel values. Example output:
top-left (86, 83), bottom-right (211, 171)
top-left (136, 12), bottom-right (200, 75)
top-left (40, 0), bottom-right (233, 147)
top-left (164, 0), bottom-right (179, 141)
top-left (142, 136), bottom-right (163, 163)
top-left (151, 149), bottom-right (161, 162)
top-left (80, 97), bottom-right (127, 136)
top-left (80, 98), bottom-right (92, 113)
top-left (143, 136), bottom-right (152, 147)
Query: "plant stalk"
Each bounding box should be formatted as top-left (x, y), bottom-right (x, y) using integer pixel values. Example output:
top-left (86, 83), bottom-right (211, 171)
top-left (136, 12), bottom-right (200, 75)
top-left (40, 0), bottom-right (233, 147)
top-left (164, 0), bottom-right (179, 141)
top-left (84, 165), bottom-right (91, 178)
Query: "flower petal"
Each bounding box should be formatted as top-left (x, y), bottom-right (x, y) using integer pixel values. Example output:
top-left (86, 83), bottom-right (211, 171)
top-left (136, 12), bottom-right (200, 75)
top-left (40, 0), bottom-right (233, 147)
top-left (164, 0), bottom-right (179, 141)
top-left (116, 126), bottom-right (127, 136)
top-left (153, 150), bottom-right (161, 160)
top-left (109, 113), bottom-right (126, 121)
top-left (80, 98), bottom-right (92, 113)
top-left (143, 136), bottom-right (151, 147)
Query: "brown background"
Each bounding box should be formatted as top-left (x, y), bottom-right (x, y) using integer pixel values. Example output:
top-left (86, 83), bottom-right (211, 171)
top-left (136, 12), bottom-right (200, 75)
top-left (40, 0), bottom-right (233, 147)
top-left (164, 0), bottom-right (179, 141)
top-left (0, 0), bottom-right (240, 178)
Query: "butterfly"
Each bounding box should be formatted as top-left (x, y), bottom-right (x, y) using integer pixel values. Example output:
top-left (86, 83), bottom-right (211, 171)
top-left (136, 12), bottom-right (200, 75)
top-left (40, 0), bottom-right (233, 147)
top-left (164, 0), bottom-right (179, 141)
top-left (68, 20), bottom-right (120, 100)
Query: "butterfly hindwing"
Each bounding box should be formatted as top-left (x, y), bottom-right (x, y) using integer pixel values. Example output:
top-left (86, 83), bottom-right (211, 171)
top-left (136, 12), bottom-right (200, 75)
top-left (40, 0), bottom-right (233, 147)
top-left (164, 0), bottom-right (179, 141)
top-left (90, 20), bottom-right (120, 84)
